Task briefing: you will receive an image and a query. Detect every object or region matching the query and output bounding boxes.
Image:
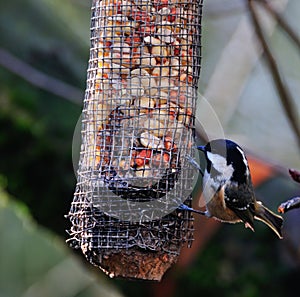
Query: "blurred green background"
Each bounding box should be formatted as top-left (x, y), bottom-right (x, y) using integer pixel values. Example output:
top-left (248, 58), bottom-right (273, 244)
top-left (0, 0), bottom-right (299, 296)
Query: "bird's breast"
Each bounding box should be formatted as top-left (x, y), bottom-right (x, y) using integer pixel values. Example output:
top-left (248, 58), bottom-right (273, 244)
top-left (205, 185), bottom-right (241, 223)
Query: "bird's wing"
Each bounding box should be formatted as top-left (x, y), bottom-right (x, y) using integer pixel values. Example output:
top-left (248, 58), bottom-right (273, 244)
top-left (224, 183), bottom-right (255, 228)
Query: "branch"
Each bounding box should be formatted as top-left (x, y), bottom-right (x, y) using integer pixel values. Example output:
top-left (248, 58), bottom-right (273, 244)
top-left (278, 169), bottom-right (300, 213)
top-left (247, 0), bottom-right (300, 149)
top-left (289, 168), bottom-right (300, 183)
top-left (0, 48), bottom-right (83, 105)
top-left (257, 0), bottom-right (300, 49)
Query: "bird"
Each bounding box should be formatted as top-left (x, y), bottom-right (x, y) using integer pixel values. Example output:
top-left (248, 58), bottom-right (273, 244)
top-left (179, 139), bottom-right (283, 239)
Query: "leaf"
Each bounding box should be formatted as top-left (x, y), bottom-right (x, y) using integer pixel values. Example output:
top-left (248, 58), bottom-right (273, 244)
top-left (0, 190), bottom-right (124, 297)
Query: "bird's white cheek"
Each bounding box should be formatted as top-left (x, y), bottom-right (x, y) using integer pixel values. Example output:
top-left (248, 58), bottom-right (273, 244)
top-left (206, 152), bottom-right (234, 180)
top-left (206, 152), bottom-right (227, 172)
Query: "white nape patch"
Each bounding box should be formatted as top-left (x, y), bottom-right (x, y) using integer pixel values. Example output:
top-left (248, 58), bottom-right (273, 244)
top-left (236, 146), bottom-right (250, 175)
top-left (206, 151), bottom-right (234, 180)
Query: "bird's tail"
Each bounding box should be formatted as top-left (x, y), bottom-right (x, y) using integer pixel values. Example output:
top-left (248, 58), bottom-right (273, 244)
top-left (254, 202), bottom-right (283, 239)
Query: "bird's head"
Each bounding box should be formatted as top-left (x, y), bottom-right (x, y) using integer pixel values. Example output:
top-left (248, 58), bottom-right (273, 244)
top-left (198, 139), bottom-right (250, 184)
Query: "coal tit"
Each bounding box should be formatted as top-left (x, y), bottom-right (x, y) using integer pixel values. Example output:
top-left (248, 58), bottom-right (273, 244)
top-left (180, 139), bottom-right (283, 238)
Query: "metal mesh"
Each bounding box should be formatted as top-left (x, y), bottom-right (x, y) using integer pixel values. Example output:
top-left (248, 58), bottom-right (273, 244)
top-left (67, 0), bottom-right (203, 265)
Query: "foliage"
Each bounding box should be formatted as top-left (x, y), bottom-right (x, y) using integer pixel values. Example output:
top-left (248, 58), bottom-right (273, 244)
top-left (0, 188), bottom-right (124, 297)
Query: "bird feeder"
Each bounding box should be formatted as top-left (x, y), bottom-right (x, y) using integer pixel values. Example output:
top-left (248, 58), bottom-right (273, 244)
top-left (67, 0), bottom-right (203, 281)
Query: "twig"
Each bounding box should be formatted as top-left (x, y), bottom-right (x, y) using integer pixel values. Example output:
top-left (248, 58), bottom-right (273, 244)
top-left (0, 48), bottom-right (83, 105)
top-left (278, 168), bottom-right (300, 213)
top-left (247, 0), bottom-right (300, 149)
top-left (289, 168), bottom-right (300, 183)
top-left (278, 196), bottom-right (300, 213)
top-left (257, 0), bottom-right (300, 49)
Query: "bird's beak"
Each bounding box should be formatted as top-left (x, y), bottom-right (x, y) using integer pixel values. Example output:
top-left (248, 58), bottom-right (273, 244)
top-left (197, 145), bottom-right (206, 152)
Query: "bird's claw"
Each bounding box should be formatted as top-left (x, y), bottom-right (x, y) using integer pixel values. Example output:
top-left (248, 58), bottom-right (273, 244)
top-left (178, 203), bottom-right (207, 216)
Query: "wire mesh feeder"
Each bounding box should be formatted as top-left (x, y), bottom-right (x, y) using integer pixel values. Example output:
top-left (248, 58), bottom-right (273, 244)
top-left (67, 0), bottom-right (203, 280)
